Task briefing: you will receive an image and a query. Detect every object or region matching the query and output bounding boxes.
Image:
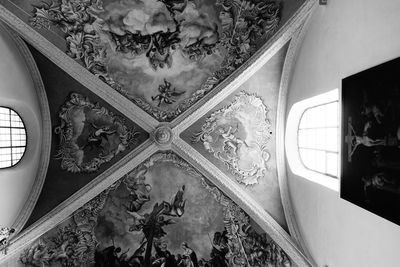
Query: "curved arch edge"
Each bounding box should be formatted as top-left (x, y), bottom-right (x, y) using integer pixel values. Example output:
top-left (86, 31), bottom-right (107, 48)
top-left (0, 23), bottom-right (52, 235)
top-left (172, 138), bottom-right (313, 267)
top-left (275, 9), bottom-right (319, 267)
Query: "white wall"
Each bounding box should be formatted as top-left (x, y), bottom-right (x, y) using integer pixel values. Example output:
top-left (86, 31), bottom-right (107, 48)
top-left (0, 24), bottom-right (42, 227)
top-left (286, 0), bottom-right (400, 266)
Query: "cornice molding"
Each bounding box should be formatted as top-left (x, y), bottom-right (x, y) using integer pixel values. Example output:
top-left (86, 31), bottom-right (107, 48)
top-left (172, 138), bottom-right (312, 267)
top-left (275, 12), bottom-right (317, 266)
top-left (172, 0), bottom-right (319, 132)
top-left (0, 4), bottom-right (158, 133)
top-left (0, 140), bottom-right (158, 263)
top-left (0, 23), bottom-right (52, 236)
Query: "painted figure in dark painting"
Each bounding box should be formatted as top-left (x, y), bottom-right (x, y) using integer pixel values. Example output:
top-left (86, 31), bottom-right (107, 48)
top-left (362, 171), bottom-right (400, 203)
top-left (342, 57), bottom-right (400, 225)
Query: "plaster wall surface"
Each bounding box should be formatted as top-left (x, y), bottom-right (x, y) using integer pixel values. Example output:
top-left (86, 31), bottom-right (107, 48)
top-left (286, 0), bottom-right (400, 266)
top-left (0, 25), bottom-right (42, 227)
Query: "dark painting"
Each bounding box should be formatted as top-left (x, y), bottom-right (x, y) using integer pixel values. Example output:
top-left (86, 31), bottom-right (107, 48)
top-left (341, 57), bottom-right (400, 225)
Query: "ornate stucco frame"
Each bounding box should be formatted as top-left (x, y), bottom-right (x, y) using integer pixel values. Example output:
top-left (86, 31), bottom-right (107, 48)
top-left (0, 0), bottom-right (318, 266)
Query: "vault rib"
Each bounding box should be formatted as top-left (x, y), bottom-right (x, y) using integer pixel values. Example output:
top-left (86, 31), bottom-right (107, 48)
top-left (0, 1), bottom-right (320, 265)
top-left (172, 137), bottom-right (313, 267)
top-left (0, 23), bottom-right (52, 237)
top-left (276, 14), bottom-right (317, 266)
top-left (0, 140), bottom-right (158, 263)
top-left (0, 4), bottom-right (158, 133)
top-left (172, 0), bottom-right (318, 133)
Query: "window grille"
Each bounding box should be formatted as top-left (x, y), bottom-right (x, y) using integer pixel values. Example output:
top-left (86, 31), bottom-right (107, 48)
top-left (0, 107), bottom-right (26, 168)
top-left (297, 101), bottom-right (339, 178)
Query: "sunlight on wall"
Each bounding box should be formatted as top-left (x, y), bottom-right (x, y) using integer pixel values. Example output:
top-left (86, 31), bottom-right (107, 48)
top-left (285, 89), bottom-right (339, 191)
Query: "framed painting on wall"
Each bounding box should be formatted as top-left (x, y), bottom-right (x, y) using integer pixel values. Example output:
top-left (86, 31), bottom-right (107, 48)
top-left (341, 57), bottom-right (400, 225)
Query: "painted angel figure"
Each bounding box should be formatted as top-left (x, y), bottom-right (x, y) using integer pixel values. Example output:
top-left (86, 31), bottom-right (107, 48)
top-left (81, 122), bottom-right (117, 156)
top-left (218, 125), bottom-right (245, 158)
top-left (152, 79), bottom-right (185, 107)
top-left (180, 242), bottom-right (199, 267)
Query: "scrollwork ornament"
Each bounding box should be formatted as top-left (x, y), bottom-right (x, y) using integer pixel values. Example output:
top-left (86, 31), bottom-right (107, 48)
top-left (193, 91), bottom-right (273, 185)
top-left (30, 0), bottom-right (281, 121)
top-left (54, 93), bottom-right (139, 173)
top-left (19, 185), bottom-right (114, 266)
top-left (18, 152), bottom-right (290, 266)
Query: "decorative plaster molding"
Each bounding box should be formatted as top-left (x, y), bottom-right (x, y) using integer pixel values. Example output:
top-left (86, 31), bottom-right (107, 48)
top-left (0, 4), bottom-right (158, 133)
top-left (172, 0), bottom-right (319, 132)
top-left (28, 0), bottom-right (281, 123)
top-left (0, 23), bottom-right (52, 237)
top-left (275, 12), bottom-right (318, 267)
top-left (54, 93), bottom-right (141, 173)
top-left (0, 1), bottom-right (319, 266)
top-left (191, 91), bottom-right (273, 186)
top-left (151, 123), bottom-right (174, 149)
top-left (172, 138), bottom-right (312, 267)
top-left (0, 140), bottom-right (158, 263)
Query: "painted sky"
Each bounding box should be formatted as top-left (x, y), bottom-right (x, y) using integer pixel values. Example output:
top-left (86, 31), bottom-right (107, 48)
top-left (94, 160), bottom-right (225, 260)
top-left (97, 0), bottom-right (225, 111)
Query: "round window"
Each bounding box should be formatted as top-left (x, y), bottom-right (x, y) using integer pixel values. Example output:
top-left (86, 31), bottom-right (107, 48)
top-left (0, 107), bottom-right (27, 168)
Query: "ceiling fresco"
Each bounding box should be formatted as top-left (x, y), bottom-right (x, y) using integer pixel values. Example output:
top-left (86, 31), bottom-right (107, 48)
top-left (181, 45), bottom-right (288, 227)
top-left (17, 152), bottom-right (292, 267)
top-left (55, 92), bottom-right (140, 173)
top-left (23, 44), bottom-right (149, 230)
top-left (0, 0), bottom-right (314, 265)
top-left (26, 0), bottom-right (281, 121)
top-left (191, 91), bottom-right (272, 186)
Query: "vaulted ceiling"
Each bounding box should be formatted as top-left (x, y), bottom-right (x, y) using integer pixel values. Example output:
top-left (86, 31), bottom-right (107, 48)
top-left (0, 0), bottom-right (317, 266)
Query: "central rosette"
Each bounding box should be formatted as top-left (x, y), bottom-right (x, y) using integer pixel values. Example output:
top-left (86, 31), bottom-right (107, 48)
top-left (152, 124), bottom-right (173, 147)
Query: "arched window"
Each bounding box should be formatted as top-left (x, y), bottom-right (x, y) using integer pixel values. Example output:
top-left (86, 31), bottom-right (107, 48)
top-left (298, 101), bottom-right (338, 177)
top-left (285, 89), bottom-right (339, 191)
top-left (0, 107), bottom-right (26, 168)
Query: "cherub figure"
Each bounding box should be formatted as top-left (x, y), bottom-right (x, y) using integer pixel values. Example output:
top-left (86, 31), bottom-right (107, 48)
top-left (218, 125), bottom-right (245, 158)
top-left (152, 79), bottom-right (185, 107)
top-left (81, 122), bottom-right (117, 155)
